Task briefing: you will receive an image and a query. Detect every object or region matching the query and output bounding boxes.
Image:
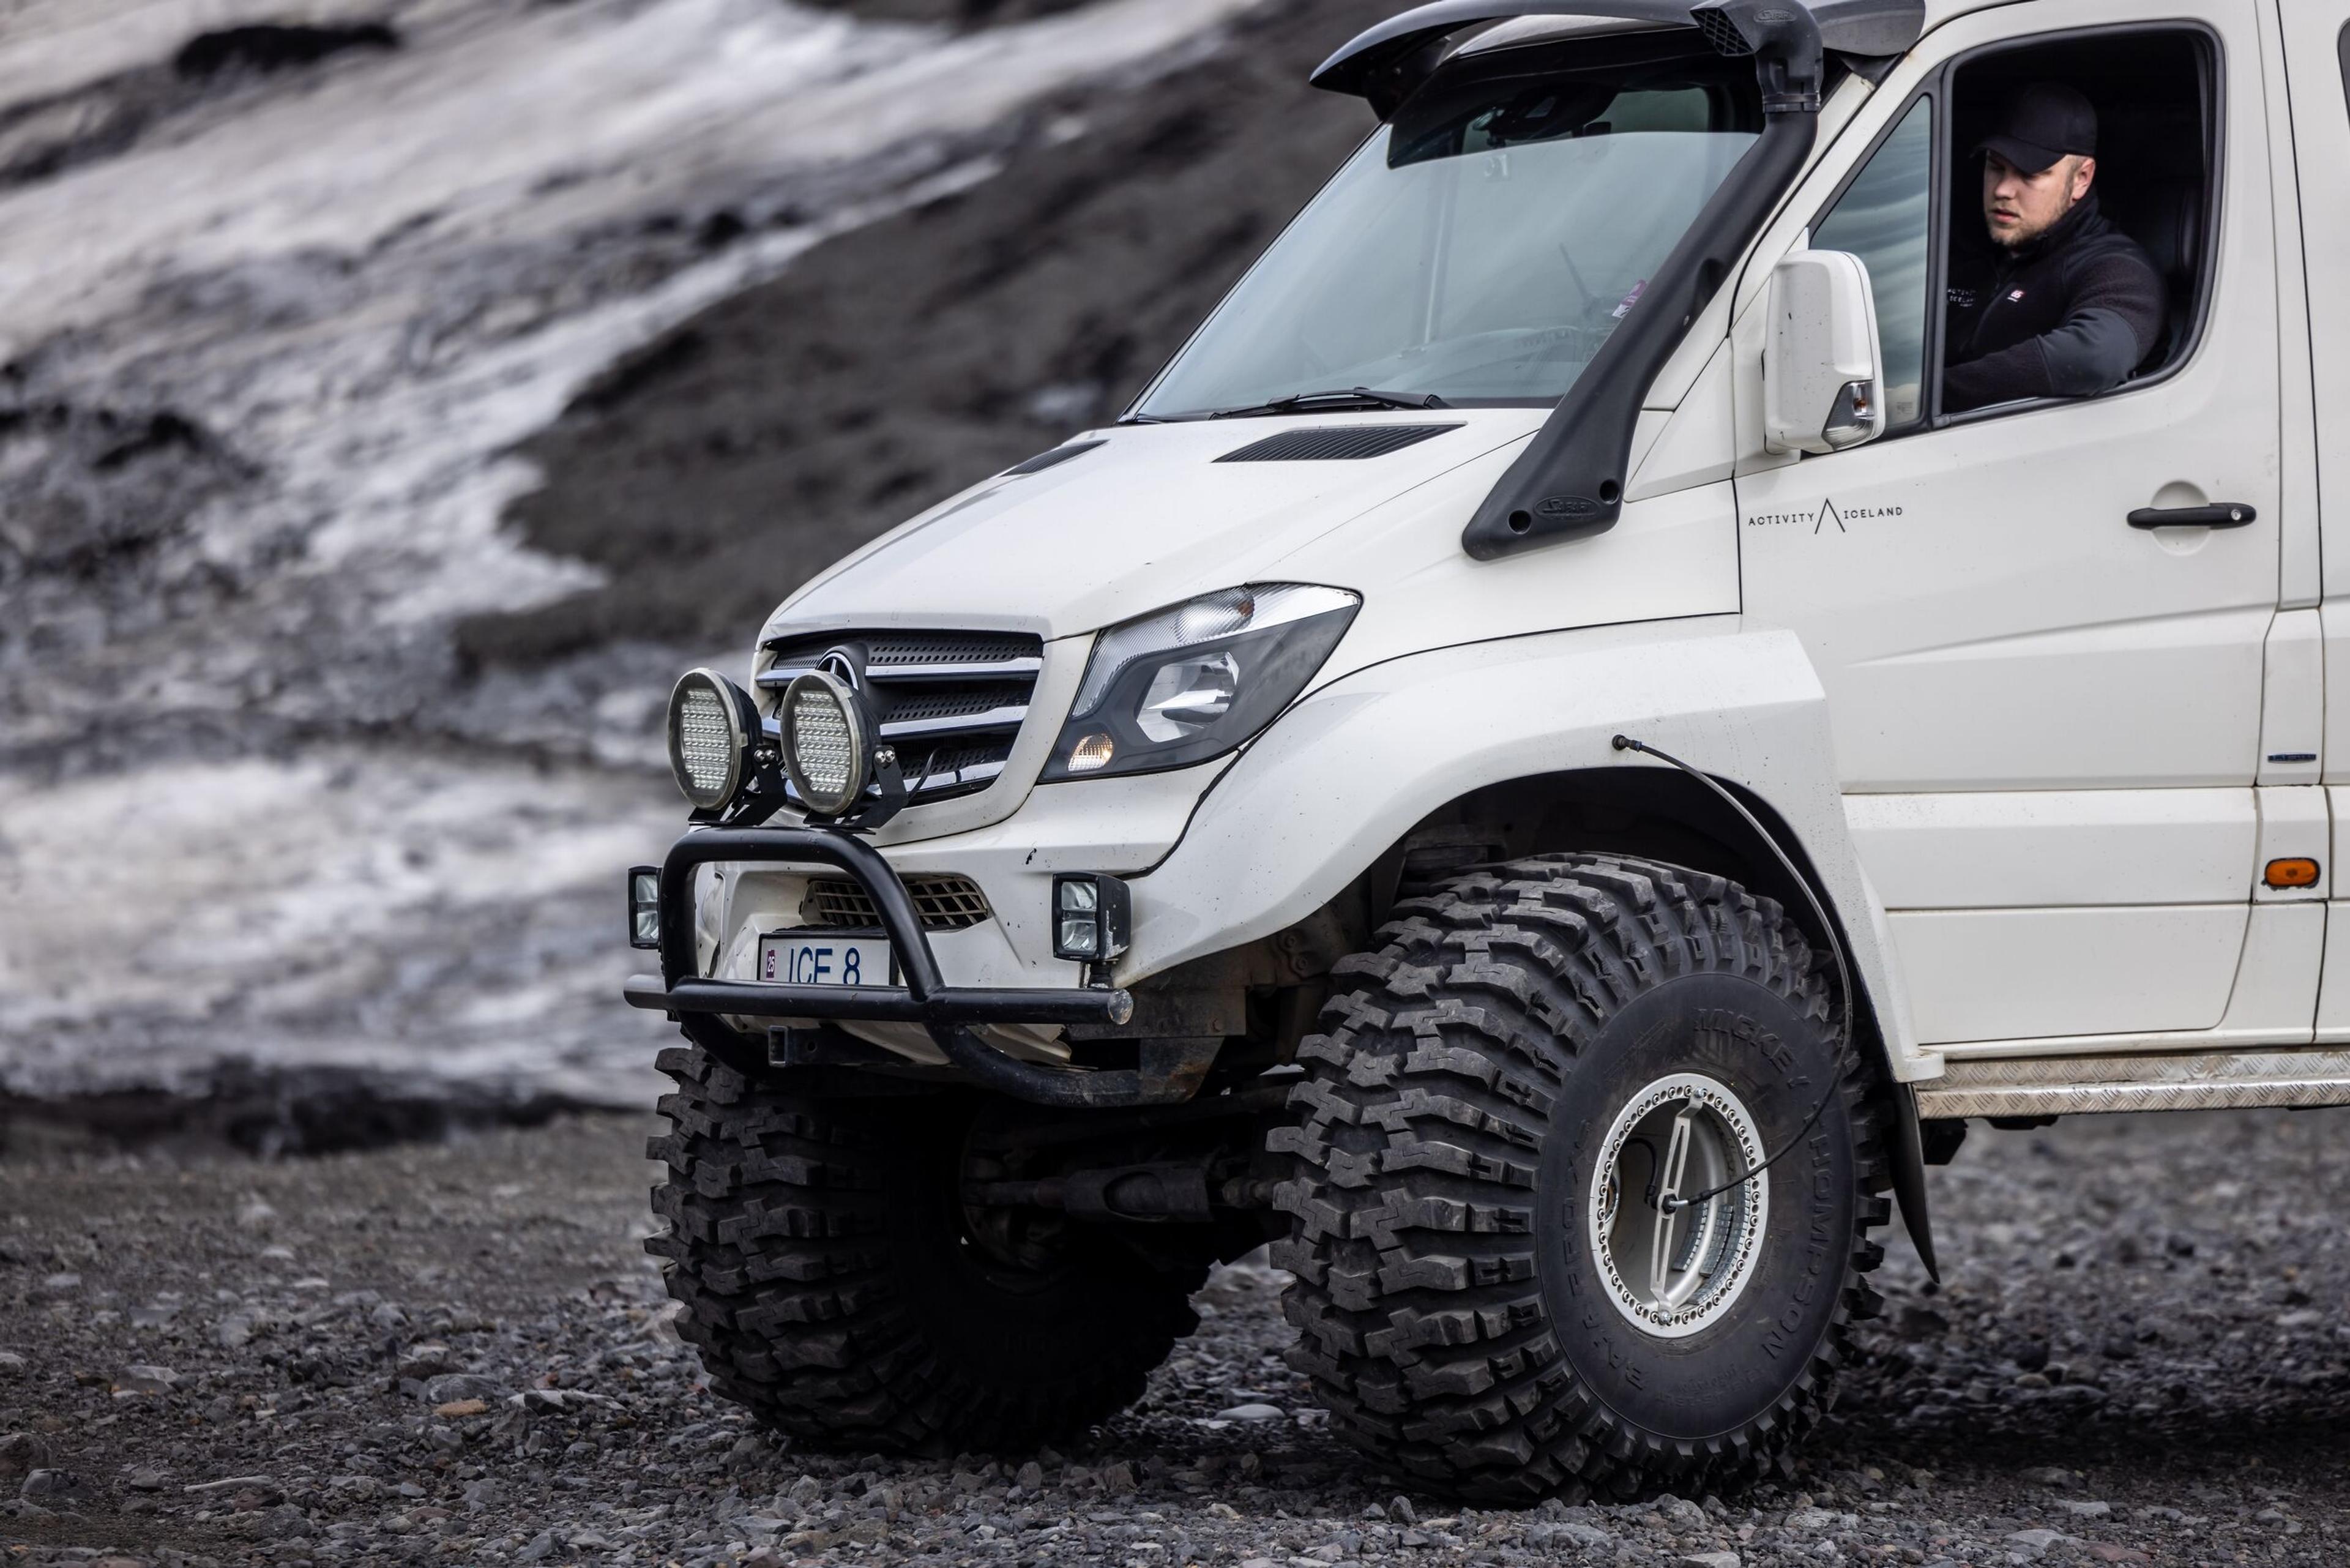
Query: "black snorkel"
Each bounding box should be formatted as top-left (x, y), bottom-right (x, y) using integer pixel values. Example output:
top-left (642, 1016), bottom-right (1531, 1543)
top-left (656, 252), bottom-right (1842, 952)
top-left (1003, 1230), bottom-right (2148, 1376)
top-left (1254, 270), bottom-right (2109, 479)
top-left (1311, 1), bottom-right (1921, 559)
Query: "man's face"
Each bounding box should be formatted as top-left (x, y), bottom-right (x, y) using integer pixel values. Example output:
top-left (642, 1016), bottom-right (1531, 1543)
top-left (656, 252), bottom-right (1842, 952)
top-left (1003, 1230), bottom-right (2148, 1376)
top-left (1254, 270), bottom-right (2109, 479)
top-left (1983, 151), bottom-right (2095, 248)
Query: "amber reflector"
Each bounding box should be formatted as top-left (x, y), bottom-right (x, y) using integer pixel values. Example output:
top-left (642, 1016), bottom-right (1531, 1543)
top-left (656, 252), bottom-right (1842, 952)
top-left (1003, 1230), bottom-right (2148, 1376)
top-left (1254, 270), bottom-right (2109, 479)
top-left (2264, 858), bottom-right (2321, 889)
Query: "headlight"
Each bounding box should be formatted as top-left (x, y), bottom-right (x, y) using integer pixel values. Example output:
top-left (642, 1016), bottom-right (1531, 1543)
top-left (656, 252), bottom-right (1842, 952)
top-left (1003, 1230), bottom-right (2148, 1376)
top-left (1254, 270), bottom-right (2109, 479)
top-left (781, 671), bottom-right (875, 818)
top-left (1042, 584), bottom-right (1360, 781)
top-left (666, 668), bottom-right (756, 810)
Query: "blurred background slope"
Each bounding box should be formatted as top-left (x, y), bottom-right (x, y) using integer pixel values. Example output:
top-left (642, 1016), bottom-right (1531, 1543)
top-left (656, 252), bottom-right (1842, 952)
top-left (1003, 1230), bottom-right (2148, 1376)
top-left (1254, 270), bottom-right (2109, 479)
top-left (0, 0), bottom-right (1390, 1141)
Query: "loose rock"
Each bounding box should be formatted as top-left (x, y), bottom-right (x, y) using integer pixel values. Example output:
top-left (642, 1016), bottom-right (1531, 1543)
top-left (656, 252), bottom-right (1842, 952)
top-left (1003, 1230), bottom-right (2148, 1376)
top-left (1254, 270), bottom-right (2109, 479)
top-left (0, 1108), bottom-right (2346, 1568)
top-left (111, 1364), bottom-right (177, 1395)
top-left (1217, 1401), bottom-right (1286, 1422)
top-left (0, 1432), bottom-right (51, 1480)
top-left (421, 1371), bottom-right (510, 1404)
top-left (20, 1469), bottom-right (86, 1503)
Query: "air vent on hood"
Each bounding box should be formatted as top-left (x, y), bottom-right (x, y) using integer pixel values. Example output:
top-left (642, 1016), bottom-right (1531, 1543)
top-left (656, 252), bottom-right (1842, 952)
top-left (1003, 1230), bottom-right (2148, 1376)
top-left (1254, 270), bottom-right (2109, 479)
top-left (1216, 424), bottom-right (1462, 463)
top-left (1004, 439), bottom-right (1106, 476)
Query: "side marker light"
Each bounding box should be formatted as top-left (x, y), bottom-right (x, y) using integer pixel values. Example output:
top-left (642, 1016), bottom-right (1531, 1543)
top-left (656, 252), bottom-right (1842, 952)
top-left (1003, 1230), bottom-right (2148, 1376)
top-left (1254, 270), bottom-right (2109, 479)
top-left (2264, 858), bottom-right (2321, 889)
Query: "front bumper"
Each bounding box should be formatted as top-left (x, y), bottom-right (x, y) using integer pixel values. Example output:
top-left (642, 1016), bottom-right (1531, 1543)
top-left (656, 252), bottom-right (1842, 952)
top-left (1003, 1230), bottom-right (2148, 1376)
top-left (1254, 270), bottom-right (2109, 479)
top-left (624, 827), bottom-right (1210, 1107)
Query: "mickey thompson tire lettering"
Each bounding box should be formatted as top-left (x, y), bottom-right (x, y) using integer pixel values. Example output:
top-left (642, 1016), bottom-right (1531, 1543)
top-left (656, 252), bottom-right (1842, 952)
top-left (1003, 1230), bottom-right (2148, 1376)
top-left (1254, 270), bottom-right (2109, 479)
top-left (644, 1045), bottom-right (1204, 1452)
top-left (1269, 854), bottom-right (1889, 1503)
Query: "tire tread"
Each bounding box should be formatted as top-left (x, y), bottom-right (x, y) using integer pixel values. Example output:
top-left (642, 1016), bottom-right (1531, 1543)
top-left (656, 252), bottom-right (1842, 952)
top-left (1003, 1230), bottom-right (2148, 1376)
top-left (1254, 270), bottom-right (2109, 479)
top-left (1270, 854), bottom-right (1889, 1502)
top-left (646, 1049), bottom-right (1199, 1453)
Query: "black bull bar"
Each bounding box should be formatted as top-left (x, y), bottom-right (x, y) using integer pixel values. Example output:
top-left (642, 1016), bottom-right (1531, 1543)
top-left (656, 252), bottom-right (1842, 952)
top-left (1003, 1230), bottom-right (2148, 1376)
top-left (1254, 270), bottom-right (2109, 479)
top-left (623, 828), bottom-right (1215, 1107)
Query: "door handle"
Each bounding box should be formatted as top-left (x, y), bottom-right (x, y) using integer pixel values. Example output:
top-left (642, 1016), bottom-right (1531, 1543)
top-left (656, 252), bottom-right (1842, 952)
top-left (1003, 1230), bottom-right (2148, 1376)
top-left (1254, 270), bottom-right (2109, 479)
top-left (2128, 502), bottom-right (2257, 529)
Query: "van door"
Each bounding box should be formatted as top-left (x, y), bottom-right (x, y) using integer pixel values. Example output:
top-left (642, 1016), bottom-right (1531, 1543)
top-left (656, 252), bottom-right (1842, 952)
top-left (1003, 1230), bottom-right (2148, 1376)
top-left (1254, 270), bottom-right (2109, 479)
top-left (1735, 0), bottom-right (2288, 1048)
top-left (2278, 1), bottom-right (2350, 1041)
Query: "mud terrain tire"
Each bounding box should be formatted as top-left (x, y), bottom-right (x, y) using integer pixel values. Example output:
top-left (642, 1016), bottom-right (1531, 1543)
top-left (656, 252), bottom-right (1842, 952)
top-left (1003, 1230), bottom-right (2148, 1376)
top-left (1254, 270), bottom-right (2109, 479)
top-left (646, 1045), bottom-right (1203, 1452)
top-left (1270, 854), bottom-right (1889, 1503)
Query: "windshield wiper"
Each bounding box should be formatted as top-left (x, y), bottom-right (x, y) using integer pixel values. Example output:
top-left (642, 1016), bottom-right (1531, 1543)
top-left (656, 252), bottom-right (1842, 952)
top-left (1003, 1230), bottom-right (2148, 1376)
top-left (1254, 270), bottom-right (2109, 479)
top-left (1206, 386), bottom-right (1449, 419)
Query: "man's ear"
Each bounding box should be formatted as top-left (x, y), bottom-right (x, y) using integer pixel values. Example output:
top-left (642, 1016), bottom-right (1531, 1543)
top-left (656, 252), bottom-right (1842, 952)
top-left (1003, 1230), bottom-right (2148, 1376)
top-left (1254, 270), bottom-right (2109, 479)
top-left (2072, 155), bottom-right (2097, 200)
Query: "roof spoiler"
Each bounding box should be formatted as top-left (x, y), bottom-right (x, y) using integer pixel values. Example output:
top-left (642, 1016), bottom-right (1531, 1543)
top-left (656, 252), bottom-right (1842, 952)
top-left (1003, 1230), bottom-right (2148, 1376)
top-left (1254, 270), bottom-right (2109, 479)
top-left (1313, 0), bottom-right (1923, 119)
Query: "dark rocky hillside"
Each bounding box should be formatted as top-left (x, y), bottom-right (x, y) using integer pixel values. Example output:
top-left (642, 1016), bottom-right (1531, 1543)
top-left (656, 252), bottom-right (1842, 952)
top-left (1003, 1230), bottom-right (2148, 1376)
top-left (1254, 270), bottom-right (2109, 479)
top-left (0, 0), bottom-right (1343, 1113)
top-left (463, 0), bottom-right (1395, 663)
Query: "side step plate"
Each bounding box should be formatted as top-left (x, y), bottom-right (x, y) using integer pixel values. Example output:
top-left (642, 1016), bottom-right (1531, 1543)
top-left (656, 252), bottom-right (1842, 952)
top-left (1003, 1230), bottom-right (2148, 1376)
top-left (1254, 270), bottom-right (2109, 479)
top-left (1915, 1047), bottom-right (2350, 1118)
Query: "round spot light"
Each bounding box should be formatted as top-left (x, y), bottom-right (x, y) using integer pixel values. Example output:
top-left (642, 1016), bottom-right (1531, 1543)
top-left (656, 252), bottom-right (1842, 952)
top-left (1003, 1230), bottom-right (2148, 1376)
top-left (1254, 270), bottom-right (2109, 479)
top-left (782, 671), bottom-right (873, 818)
top-left (666, 668), bottom-right (753, 811)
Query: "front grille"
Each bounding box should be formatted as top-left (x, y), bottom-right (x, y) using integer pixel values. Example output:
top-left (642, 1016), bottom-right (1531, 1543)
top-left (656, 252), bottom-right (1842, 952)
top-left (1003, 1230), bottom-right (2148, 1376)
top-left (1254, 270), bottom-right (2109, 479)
top-left (884, 685), bottom-right (1031, 725)
top-left (803, 873), bottom-right (992, 931)
top-left (864, 633), bottom-right (1037, 668)
top-left (758, 628), bottom-right (1045, 805)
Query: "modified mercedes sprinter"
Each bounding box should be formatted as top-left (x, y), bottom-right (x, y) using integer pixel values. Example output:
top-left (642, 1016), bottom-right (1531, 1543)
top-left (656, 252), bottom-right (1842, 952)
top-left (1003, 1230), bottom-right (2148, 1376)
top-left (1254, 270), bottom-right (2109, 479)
top-left (625, 0), bottom-right (2350, 1501)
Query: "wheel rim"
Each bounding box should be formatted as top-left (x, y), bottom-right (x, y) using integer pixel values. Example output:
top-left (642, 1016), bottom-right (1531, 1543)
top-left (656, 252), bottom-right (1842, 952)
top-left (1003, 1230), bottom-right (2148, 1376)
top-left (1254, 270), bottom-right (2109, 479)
top-left (1587, 1072), bottom-right (1769, 1339)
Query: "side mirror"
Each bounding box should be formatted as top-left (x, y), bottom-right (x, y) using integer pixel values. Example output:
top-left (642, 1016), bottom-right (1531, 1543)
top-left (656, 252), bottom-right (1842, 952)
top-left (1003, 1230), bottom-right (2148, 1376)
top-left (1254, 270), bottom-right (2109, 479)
top-left (1763, 249), bottom-right (1886, 456)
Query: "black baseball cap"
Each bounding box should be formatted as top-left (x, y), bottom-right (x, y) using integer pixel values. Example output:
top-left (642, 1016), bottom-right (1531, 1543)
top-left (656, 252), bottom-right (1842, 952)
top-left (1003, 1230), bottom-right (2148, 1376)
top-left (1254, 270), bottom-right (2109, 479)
top-left (1976, 82), bottom-right (2098, 174)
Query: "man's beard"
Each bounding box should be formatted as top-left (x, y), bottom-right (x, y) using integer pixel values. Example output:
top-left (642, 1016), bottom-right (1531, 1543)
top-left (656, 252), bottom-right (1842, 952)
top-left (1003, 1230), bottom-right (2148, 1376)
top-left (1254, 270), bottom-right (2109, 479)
top-left (1996, 180), bottom-right (2080, 250)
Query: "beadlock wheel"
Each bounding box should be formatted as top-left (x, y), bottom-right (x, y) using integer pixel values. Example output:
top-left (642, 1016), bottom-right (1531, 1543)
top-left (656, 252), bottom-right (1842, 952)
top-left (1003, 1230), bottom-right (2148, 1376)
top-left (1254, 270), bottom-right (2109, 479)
top-left (1589, 1073), bottom-right (1770, 1340)
top-left (1270, 853), bottom-right (1890, 1503)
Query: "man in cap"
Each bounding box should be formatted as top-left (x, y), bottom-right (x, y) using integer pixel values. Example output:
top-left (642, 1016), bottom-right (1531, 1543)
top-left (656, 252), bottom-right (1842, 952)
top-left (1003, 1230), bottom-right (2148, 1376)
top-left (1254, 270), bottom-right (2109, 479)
top-left (1943, 83), bottom-right (2167, 412)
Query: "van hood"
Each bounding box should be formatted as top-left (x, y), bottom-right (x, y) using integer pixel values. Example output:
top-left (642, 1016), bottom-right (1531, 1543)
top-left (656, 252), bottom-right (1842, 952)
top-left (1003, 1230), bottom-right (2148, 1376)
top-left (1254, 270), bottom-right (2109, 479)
top-left (765, 410), bottom-right (1549, 643)
top-left (762, 399), bottom-right (1744, 689)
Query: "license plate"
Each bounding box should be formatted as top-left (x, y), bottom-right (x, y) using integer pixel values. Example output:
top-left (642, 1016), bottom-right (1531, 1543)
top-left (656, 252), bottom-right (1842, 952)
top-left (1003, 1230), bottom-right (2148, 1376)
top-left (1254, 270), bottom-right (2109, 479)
top-left (757, 933), bottom-right (894, 989)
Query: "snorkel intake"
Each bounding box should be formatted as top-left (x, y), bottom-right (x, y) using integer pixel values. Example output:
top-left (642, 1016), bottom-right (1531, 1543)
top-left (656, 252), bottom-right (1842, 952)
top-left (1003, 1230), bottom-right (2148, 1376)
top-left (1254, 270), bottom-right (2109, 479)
top-left (1311, 0), bottom-right (1922, 558)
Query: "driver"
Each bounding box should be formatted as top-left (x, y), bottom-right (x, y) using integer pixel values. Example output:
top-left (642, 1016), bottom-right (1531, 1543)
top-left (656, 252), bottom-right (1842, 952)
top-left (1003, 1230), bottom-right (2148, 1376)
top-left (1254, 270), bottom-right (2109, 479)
top-left (1944, 83), bottom-right (2167, 413)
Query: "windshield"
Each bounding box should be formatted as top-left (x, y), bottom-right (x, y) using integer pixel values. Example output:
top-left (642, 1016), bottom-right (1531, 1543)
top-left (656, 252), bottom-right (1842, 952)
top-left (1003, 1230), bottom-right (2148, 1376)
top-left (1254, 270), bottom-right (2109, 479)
top-left (1132, 38), bottom-right (1761, 420)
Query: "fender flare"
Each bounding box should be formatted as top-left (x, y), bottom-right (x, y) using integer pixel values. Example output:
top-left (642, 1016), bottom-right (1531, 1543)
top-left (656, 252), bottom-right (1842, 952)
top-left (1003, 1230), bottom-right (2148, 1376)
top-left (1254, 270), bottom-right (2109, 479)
top-left (1125, 615), bottom-right (1942, 1274)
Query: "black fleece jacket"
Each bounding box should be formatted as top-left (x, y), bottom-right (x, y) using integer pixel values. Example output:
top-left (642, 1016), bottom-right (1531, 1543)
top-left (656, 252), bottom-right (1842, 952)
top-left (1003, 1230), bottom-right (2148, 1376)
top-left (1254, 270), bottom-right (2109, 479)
top-left (1943, 190), bottom-right (2168, 413)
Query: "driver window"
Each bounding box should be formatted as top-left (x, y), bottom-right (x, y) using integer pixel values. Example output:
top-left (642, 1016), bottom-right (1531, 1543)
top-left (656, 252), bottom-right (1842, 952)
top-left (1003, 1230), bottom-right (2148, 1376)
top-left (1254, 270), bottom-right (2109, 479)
top-left (1796, 29), bottom-right (2217, 439)
top-left (1942, 31), bottom-right (2214, 414)
top-left (1813, 98), bottom-right (1933, 430)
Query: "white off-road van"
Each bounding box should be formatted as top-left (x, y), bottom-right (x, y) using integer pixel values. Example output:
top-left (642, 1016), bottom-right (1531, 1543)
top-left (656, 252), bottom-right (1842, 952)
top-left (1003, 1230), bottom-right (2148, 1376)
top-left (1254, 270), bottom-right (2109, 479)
top-left (624, 0), bottom-right (2350, 1501)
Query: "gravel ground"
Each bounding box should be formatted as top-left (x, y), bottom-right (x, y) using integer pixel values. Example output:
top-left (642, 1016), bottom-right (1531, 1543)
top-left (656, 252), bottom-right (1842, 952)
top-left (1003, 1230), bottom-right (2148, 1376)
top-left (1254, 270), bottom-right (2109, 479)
top-left (4, 1107), bottom-right (2348, 1568)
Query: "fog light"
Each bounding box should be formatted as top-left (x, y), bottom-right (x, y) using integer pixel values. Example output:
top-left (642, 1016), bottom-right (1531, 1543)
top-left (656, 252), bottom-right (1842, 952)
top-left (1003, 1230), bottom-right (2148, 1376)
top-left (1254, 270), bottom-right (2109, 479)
top-left (666, 668), bottom-right (756, 812)
top-left (781, 670), bottom-right (873, 818)
top-left (1052, 874), bottom-right (1131, 964)
top-left (629, 866), bottom-right (661, 950)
